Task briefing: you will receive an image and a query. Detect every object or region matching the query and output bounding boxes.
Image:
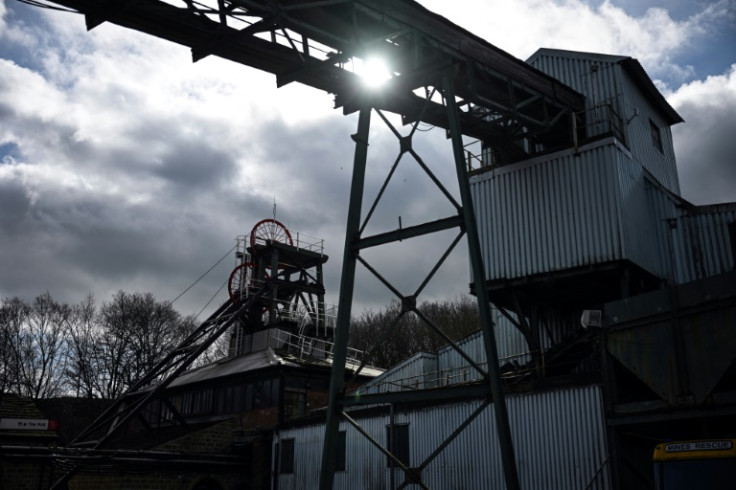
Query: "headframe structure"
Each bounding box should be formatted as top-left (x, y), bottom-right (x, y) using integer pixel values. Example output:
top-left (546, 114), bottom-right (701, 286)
top-left (29, 0), bottom-right (585, 488)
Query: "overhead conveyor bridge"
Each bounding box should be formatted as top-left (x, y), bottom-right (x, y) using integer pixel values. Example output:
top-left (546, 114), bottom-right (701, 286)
top-left (39, 0), bottom-right (584, 163)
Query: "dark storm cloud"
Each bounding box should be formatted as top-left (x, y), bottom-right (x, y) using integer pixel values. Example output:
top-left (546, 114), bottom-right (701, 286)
top-left (252, 113), bottom-right (460, 227)
top-left (668, 64), bottom-right (736, 206)
top-left (112, 117), bottom-right (241, 192)
top-left (674, 98), bottom-right (736, 205)
top-left (0, 96), bottom-right (96, 169)
top-left (0, 176), bottom-right (30, 232)
top-left (0, 156), bottom-right (264, 311)
top-left (153, 140), bottom-right (237, 190)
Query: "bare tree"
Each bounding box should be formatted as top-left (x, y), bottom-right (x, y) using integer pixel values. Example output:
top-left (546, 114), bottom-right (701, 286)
top-left (0, 294), bottom-right (70, 398)
top-left (349, 295), bottom-right (480, 368)
top-left (98, 291), bottom-right (194, 398)
top-left (26, 293), bottom-right (70, 398)
top-left (1, 290), bottom-right (203, 400)
top-left (0, 297), bottom-right (30, 394)
top-left (64, 294), bottom-right (103, 398)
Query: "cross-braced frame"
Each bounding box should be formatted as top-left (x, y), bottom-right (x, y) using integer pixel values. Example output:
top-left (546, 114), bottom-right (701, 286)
top-left (319, 70), bottom-right (520, 490)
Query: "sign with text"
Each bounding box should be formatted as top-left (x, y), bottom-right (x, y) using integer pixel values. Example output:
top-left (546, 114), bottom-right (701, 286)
top-left (0, 418), bottom-right (56, 431)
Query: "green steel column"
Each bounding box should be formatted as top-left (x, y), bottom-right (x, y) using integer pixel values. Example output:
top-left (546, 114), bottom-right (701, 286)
top-left (319, 104), bottom-right (372, 490)
top-left (443, 74), bottom-right (521, 490)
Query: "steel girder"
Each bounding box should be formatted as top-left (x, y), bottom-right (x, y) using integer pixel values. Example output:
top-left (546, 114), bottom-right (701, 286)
top-left (318, 71), bottom-right (520, 490)
top-left (35, 0), bottom-right (583, 163)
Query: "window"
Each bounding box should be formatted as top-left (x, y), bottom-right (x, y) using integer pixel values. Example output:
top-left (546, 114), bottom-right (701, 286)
top-left (386, 424), bottom-right (410, 468)
top-left (285, 389), bottom-right (307, 420)
top-left (279, 438), bottom-right (295, 474)
top-left (182, 389), bottom-right (213, 416)
top-left (650, 119), bottom-right (664, 153)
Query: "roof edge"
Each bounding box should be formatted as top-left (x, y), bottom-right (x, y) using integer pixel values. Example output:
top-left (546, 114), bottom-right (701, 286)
top-left (527, 48), bottom-right (684, 126)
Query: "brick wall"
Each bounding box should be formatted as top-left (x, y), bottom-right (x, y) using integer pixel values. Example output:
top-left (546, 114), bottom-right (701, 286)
top-left (63, 415), bottom-right (274, 490)
top-left (1, 460), bottom-right (54, 490)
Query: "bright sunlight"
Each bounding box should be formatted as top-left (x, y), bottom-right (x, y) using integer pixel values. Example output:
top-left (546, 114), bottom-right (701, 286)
top-left (357, 57), bottom-right (392, 88)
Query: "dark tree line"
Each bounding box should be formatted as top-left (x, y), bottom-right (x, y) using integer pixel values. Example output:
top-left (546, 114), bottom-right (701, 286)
top-left (348, 295), bottom-right (480, 368)
top-left (0, 291), bottom-right (198, 400)
top-left (1, 290), bottom-right (480, 399)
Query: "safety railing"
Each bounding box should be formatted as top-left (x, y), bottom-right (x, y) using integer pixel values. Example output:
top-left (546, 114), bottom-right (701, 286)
top-left (255, 298), bottom-right (338, 337)
top-left (270, 328), bottom-right (363, 366)
top-left (359, 350), bottom-right (538, 394)
top-left (573, 103), bottom-right (625, 151)
top-left (235, 228), bottom-right (325, 262)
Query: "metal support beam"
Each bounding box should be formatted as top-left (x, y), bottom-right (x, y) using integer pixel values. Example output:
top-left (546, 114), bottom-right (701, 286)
top-left (355, 215), bottom-right (463, 250)
top-left (443, 70), bottom-right (521, 490)
top-left (340, 382), bottom-right (491, 407)
top-left (319, 103), bottom-right (372, 490)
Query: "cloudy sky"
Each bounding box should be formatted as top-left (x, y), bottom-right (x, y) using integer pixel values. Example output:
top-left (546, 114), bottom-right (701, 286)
top-left (1, 0), bottom-right (734, 320)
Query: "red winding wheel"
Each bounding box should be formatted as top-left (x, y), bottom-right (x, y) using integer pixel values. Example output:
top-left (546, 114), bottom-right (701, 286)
top-left (228, 262), bottom-right (256, 304)
top-left (250, 218), bottom-right (293, 251)
top-left (228, 262), bottom-right (285, 304)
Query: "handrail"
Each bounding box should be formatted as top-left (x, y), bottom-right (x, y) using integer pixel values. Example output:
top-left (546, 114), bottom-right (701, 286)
top-left (270, 328), bottom-right (364, 367)
top-left (235, 228), bottom-right (325, 260)
top-left (360, 350), bottom-right (538, 394)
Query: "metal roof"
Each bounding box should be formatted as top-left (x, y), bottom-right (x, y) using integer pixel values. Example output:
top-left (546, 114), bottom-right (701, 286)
top-left (528, 48), bottom-right (684, 125)
top-left (169, 348), bottom-right (299, 388)
top-left (169, 346), bottom-right (383, 389)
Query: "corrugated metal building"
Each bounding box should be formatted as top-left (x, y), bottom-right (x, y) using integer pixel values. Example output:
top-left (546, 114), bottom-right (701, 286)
top-left (275, 385), bottom-right (609, 490)
top-left (272, 48), bottom-right (736, 490)
top-left (358, 306), bottom-right (549, 395)
top-left (471, 48), bottom-right (733, 315)
top-left (526, 49), bottom-right (682, 193)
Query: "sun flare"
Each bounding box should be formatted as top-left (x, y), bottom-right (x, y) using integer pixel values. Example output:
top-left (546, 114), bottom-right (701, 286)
top-left (357, 57), bottom-right (392, 88)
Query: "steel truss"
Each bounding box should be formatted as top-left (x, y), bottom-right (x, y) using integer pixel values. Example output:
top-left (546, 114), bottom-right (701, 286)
top-left (318, 71), bottom-right (519, 489)
top-left (35, 0), bottom-right (582, 164)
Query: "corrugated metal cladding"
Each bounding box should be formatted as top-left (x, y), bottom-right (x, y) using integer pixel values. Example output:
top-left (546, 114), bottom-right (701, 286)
top-left (645, 180), bottom-right (736, 285)
top-left (437, 311), bottom-right (538, 381)
top-left (671, 205), bottom-right (736, 283)
top-left (527, 50), bottom-right (623, 115)
top-left (618, 73), bottom-right (680, 193)
top-left (363, 306), bottom-right (594, 392)
top-left (360, 353), bottom-right (438, 393)
top-left (615, 147), bottom-right (669, 278)
top-left (470, 140), bottom-right (625, 282)
top-left (361, 311), bottom-right (537, 393)
top-left (436, 310), bottom-right (588, 374)
top-left (527, 49), bottom-right (681, 194)
top-left (275, 385), bottom-right (610, 490)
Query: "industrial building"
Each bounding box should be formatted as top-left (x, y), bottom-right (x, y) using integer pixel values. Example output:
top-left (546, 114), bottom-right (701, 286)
top-left (34, 45), bottom-right (730, 490)
top-left (269, 48), bottom-right (736, 489)
top-left (2, 1), bottom-right (735, 489)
